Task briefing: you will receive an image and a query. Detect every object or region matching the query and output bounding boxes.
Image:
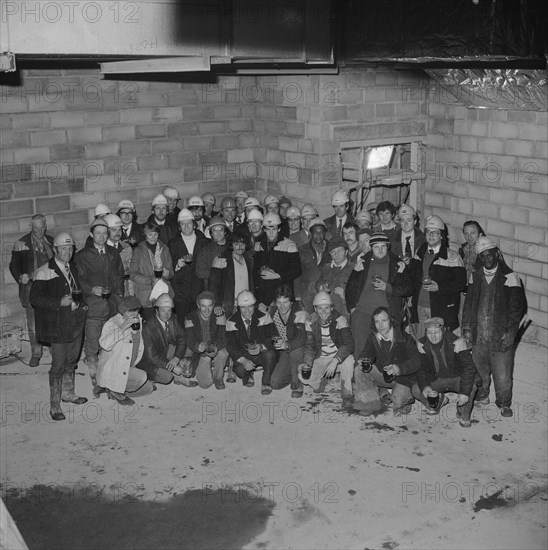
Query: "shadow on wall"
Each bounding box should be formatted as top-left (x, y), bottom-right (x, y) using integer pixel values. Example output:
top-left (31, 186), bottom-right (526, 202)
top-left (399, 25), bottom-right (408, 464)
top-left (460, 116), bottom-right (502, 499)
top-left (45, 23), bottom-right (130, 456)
top-left (3, 484), bottom-right (275, 550)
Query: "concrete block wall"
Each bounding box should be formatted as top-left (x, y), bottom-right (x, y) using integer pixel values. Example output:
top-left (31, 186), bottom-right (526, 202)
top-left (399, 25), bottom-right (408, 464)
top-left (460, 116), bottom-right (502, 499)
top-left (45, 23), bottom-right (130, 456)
top-left (425, 101), bottom-right (548, 346)
top-left (0, 69), bottom-right (257, 320)
top-left (252, 69), bottom-right (429, 217)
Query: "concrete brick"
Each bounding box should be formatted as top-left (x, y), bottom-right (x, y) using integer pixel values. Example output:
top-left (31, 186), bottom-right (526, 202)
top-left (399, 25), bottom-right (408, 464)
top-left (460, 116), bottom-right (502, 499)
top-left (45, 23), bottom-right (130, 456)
top-left (335, 89), bottom-right (363, 104)
top-left (505, 140), bottom-right (535, 157)
top-left (13, 148), bottom-right (50, 164)
top-left (167, 90), bottom-right (199, 106)
top-left (0, 131), bottom-right (30, 148)
top-left (66, 127), bottom-right (102, 144)
top-left (50, 144), bottom-right (85, 160)
top-left (212, 135), bottom-right (241, 150)
top-left (102, 126), bottom-right (135, 141)
top-left (469, 121), bottom-right (489, 137)
top-left (120, 171), bottom-right (152, 188)
top-left (152, 107), bottom-right (183, 122)
top-left (279, 137), bottom-right (299, 152)
top-left (489, 188), bottom-right (517, 205)
top-left (515, 260), bottom-right (543, 278)
top-left (85, 142), bottom-right (119, 159)
top-left (424, 191), bottom-right (444, 208)
top-left (285, 121), bottom-right (306, 136)
top-left (168, 153), bottom-right (198, 170)
top-left (152, 170), bottom-right (183, 185)
top-left (478, 109), bottom-right (506, 122)
top-left (529, 209), bottom-right (548, 230)
top-left (298, 139), bottom-right (314, 153)
top-left (507, 111), bottom-right (537, 123)
top-left (458, 136), bottom-right (478, 152)
top-left (151, 139), bottom-right (183, 153)
top-left (228, 119), bottom-right (253, 133)
top-left (519, 124), bottom-right (547, 141)
top-left (71, 192), bottom-right (107, 209)
top-left (49, 112), bottom-right (85, 128)
top-left (517, 191), bottom-right (548, 210)
top-left (11, 113), bottom-right (49, 129)
top-left (119, 109), bottom-right (154, 124)
top-left (181, 106), bottom-right (214, 121)
top-left (0, 183), bottom-right (13, 199)
top-left (486, 219), bottom-right (515, 239)
top-left (13, 180), bottom-right (49, 198)
top-left (227, 149), bottom-right (254, 164)
top-left (168, 123), bottom-right (198, 138)
top-left (396, 102), bottom-right (420, 117)
top-left (213, 105), bottom-right (241, 119)
top-left (499, 205), bottom-right (529, 225)
top-left (348, 72), bottom-right (376, 88)
top-left (50, 178), bottom-right (85, 195)
top-left (138, 156), bottom-right (169, 171)
top-left (85, 174), bottom-right (117, 192)
top-left (491, 122), bottom-right (519, 139)
top-left (375, 72), bottom-right (398, 86)
top-left (121, 141), bottom-right (151, 156)
top-left (375, 103), bottom-right (395, 118)
top-left (36, 195), bottom-right (70, 213)
top-left (53, 210), bottom-right (89, 227)
top-left (136, 124), bottom-right (167, 138)
top-left (514, 225), bottom-right (544, 243)
top-left (181, 137), bottom-right (211, 153)
top-left (198, 122), bottom-right (226, 135)
top-left (524, 276), bottom-right (548, 298)
top-left (85, 111), bottom-right (120, 125)
top-left (347, 104), bottom-right (375, 122)
top-left (477, 138), bottom-right (504, 154)
top-left (276, 107), bottom-right (297, 120)
top-left (453, 120), bottom-right (470, 135)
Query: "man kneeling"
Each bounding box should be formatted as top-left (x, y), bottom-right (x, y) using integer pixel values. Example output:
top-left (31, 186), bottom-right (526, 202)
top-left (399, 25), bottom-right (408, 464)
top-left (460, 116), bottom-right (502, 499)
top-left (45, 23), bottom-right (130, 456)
top-left (412, 317), bottom-right (478, 427)
top-left (298, 291), bottom-right (354, 406)
top-left (96, 296), bottom-right (154, 405)
top-left (184, 291), bottom-right (229, 390)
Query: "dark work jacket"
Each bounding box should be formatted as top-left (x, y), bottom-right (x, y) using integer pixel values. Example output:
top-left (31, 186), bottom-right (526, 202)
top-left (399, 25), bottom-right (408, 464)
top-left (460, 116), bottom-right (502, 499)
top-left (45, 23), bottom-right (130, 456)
top-left (268, 302), bottom-right (308, 352)
top-left (462, 260), bottom-right (526, 352)
top-left (75, 242), bottom-right (124, 319)
top-left (391, 227), bottom-right (426, 258)
top-left (416, 332), bottom-right (477, 396)
top-left (184, 309), bottom-right (227, 353)
top-left (139, 315), bottom-right (187, 376)
top-left (345, 251), bottom-right (413, 325)
top-left (168, 231), bottom-right (208, 302)
top-left (226, 309), bottom-right (274, 362)
top-left (209, 253), bottom-right (254, 317)
top-left (302, 309), bottom-right (354, 366)
top-left (324, 213), bottom-right (355, 239)
top-left (410, 243), bottom-right (467, 330)
top-left (358, 327), bottom-right (422, 388)
top-left (144, 214), bottom-right (178, 246)
top-left (30, 259), bottom-right (87, 343)
top-left (121, 222), bottom-right (145, 248)
top-left (9, 232), bottom-right (54, 307)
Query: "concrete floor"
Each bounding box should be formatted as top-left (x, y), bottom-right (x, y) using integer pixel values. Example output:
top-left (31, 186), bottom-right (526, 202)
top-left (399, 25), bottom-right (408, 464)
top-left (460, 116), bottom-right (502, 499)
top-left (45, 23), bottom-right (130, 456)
top-left (1, 341), bottom-right (547, 550)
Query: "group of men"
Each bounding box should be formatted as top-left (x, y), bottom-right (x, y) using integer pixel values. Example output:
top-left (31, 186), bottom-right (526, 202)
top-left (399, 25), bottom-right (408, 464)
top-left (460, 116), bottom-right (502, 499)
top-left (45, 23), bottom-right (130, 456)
top-left (10, 187), bottom-right (526, 423)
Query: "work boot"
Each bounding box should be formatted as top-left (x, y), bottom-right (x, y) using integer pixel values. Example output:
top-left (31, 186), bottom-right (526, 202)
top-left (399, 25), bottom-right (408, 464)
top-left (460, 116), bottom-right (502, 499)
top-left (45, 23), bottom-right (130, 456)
top-left (29, 356), bottom-right (41, 368)
top-left (107, 389), bottom-right (135, 406)
top-left (85, 356), bottom-right (98, 386)
top-left (49, 377), bottom-right (65, 421)
top-left (61, 367), bottom-right (88, 405)
top-left (226, 357), bottom-right (236, 383)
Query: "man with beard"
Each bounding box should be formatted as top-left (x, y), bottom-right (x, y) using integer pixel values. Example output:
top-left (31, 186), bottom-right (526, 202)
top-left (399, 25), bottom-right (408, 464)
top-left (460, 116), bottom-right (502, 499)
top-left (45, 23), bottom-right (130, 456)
top-left (187, 195), bottom-right (208, 235)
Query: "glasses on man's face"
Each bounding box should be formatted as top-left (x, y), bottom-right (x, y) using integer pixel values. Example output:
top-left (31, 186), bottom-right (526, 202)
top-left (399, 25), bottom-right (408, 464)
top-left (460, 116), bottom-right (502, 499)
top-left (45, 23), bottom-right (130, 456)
top-left (426, 230), bottom-right (441, 237)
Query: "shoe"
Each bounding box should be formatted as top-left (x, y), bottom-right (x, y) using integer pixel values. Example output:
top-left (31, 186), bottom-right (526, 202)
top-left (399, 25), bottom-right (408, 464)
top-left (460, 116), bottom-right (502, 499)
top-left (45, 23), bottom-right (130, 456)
top-left (29, 356), bottom-right (40, 368)
top-left (214, 381), bottom-right (226, 390)
top-left (226, 375), bottom-right (237, 383)
top-left (261, 384), bottom-right (272, 395)
top-left (291, 390), bottom-right (303, 399)
top-left (107, 390), bottom-right (135, 406)
top-left (93, 386), bottom-right (107, 398)
top-left (380, 393), bottom-right (392, 407)
top-left (425, 395), bottom-right (449, 415)
top-left (179, 378), bottom-right (199, 388)
top-left (50, 410), bottom-right (66, 421)
top-left (245, 373), bottom-right (254, 387)
top-left (61, 367), bottom-right (88, 404)
top-left (500, 406), bottom-right (513, 418)
top-left (456, 409), bottom-right (472, 427)
top-left (394, 403), bottom-right (413, 417)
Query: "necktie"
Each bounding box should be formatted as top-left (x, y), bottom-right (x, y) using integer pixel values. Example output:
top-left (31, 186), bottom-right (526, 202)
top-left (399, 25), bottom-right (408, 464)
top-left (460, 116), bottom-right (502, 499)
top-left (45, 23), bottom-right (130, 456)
top-left (337, 219), bottom-right (343, 236)
top-left (65, 264), bottom-right (76, 290)
top-left (244, 319), bottom-right (251, 338)
top-left (405, 236), bottom-right (412, 257)
top-left (122, 227), bottom-right (128, 240)
top-left (428, 248), bottom-right (434, 255)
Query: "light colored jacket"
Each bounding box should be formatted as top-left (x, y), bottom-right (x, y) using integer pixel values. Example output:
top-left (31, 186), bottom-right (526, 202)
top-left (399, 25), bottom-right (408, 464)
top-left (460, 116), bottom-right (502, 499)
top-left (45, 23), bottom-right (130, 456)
top-left (97, 313), bottom-right (144, 393)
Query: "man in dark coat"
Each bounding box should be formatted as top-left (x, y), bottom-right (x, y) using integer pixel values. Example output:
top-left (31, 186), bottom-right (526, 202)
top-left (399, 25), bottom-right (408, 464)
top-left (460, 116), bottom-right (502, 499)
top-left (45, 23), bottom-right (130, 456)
top-left (30, 233), bottom-right (88, 421)
top-left (9, 214), bottom-right (54, 367)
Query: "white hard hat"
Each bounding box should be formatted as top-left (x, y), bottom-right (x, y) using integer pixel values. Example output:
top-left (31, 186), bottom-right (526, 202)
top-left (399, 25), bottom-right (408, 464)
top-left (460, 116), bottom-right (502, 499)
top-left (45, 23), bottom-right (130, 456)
top-left (331, 190), bottom-right (349, 206)
top-left (425, 215), bottom-right (444, 231)
top-left (202, 192), bottom-right (216, 205)
top-left (475, 236), bottom-right (498, 254)
top-left (235, 191), bottom-right (249, 200)
top-left (187, 195), bottom-right (204, 207)
top-left (313, 291), bottom-right (332, 307)
top-left (90, 218), bottom-right (109, 231)
top-left (104, 214), bottom-right (123, 228)
top-left (152, 194), bottom-right (168, 207)
top-left (117, 199), bottom-right (135, 212)
top-left (399, 204), bottom-right (416, 218)
top-left (286, 206), bottom-right (301, 218)
top-left (155, 293), bottom-right (174, 308)
top-left (177, 208), bottom-right (194, 222)
top-left (245, 197), bottom-right (261, 209)
top-left (264, 194), bottom-right (279, 206)
top-left (247, 209), bottom-right (264, 222)
top-left (53, 232), bottom-right (74, 247)
top-left (301, 204), bottom-right (318, 218)
top-left (208, 216), bottom-right (226, 229)
top-left (163, 186), bottom-right (180, 200)
top-left (309, 218), bottom-right (326, 230)
top-left (355, 210), bottom-right (372, 224)
top-left (237, 290), bottom-right (256, 307)
top-left (263, 212), bottom-right (282, 227)
top-left (94, 203), bottom-right (111, 217)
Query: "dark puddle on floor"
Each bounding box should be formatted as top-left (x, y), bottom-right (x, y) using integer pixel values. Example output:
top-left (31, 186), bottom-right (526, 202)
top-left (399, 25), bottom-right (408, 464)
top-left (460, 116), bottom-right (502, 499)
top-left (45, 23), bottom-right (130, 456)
top-left (3, 484), bottom-right (275, 550)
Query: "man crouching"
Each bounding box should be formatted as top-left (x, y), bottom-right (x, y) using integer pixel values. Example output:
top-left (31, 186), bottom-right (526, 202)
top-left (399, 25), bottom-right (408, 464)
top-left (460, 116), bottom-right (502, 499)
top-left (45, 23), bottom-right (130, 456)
top-left (298, 291), bottom-right (355, 406)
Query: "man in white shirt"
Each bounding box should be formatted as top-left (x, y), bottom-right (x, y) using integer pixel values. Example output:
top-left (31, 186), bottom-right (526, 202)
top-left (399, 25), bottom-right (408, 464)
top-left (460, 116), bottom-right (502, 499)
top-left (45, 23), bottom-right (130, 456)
top-left (324, 190), bottom-right (354, 238)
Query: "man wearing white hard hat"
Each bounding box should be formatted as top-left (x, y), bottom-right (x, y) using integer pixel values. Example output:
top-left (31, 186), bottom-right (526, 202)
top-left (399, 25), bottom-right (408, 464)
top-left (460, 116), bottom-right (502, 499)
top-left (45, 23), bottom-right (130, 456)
top-left (146, 194), bottom-right (177, 245)
top-left (76, 218), bottom-right (125, 375)
top-left (169, 208), bottom-right (208, 324)
top-left (117, 199), bottom-right (144, 247)
top-left (298, 291), bottom-right (355, 406)
top-left (226, 290), bottom-right (277, 394)
top-left (324, 190), bottom-right (354, 238)
top-left (462, 236), bottom-right (526, 418)
top-left (187, 195), bottom-right (208, 235)
top-left (30, 233), bottom-right (88, 421)
top-left (253, 212), bottom-right (302, 307)
top-left (163, 186), bottom-right (181, 221)
top-left (410, 215), bottom-right (467, 339)
top-left (201, 192), bottom-right (218, 221)
top-left (105, 213), bottom-right (133, 296)
top-left (234, 191), bottom-right (248, 226)
top-left (263, 194), bottom-right (280, 215)
top-left (392, 204), bottom-right (425, 261)
top-left (244, 196), bottom-right (262, 217)
top-left (9, 214), bottom-right (54, 367)
top-left (196, 216), bottom-right (229, 286)
top-left (289, 203), bottom-right (317, 248)
top-left (354, 210), bottom-right (373, 232)
top-left (94, 203), bottom-right (111, 219)
top-left (245, 208), bottom-right (267, 255)
top-left (286, 205), bottom-right (302, 239)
